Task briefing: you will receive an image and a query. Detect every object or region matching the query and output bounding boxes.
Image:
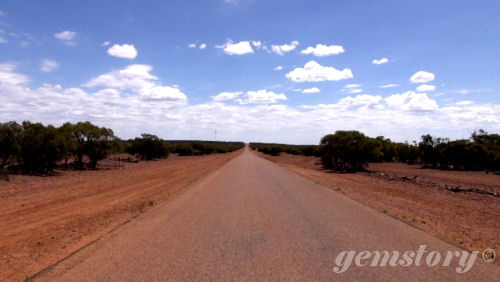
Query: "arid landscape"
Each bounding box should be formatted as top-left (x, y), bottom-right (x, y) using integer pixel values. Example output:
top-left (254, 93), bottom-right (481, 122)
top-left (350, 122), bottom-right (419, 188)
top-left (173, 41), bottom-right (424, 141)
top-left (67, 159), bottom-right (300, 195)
top-left (256, 151), bottom-right (500, 259)
top-left (0, 152), bottom-right (240, 281)
top-left (1, 1), bottom-right (500, 280)
top-left (1, 147), bottom-right (499, 280)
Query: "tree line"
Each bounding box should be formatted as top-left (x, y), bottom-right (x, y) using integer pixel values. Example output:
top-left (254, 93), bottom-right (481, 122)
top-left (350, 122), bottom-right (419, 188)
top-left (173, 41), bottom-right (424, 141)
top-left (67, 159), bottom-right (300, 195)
top-left (0, 121), bottom-right (244, 175)
top-left (251, 129), bottom-right (499, 172)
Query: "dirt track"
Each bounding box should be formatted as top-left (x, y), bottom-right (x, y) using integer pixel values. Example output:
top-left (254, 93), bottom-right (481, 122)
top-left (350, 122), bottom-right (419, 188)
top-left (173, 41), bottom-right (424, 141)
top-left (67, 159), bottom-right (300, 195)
top-left (0, 152), bottom-right (241, 281)
top-left (31, 148), bottom-right (499, 281)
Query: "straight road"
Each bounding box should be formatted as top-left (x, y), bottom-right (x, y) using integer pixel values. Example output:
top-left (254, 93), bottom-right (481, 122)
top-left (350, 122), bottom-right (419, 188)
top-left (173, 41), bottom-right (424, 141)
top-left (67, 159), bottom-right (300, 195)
top-left (32, 148), bottom-right (498, 281)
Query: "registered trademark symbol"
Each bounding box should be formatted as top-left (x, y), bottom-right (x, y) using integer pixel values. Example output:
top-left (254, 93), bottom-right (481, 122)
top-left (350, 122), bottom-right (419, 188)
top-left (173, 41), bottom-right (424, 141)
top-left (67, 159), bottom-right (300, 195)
top-left (482, 249), bottom-right (495, 263)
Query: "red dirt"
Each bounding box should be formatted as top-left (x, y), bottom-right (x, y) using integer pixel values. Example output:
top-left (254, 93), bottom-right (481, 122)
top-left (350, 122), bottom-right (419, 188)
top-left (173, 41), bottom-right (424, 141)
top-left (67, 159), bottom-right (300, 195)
top-left (254, 151), bottom-right (500, 262)
top-left (0, 152), bottom-right (241, 281)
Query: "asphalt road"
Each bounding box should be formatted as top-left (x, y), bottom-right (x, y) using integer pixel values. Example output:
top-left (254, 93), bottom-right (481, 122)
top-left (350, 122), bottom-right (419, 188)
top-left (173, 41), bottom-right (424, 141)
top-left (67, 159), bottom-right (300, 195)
top-left (32, 148), bottom-right (499, 281)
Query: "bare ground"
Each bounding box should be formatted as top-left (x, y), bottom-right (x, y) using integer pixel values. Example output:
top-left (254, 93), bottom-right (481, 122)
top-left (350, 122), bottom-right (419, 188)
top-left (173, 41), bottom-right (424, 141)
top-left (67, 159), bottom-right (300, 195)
top-left (0, 151), bottom-right (241, 281)
top-left (254, 151), bottom-right (500, 261)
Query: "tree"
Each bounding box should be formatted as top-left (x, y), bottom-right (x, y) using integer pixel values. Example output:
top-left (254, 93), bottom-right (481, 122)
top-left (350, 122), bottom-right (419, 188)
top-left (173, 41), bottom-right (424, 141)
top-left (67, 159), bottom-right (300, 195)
top-left (319, 131), bottom-right (381, 172)
top-left (56, 122), bottom-right (75, 168)
top-left (0, 121), bottom-right (22, 169)
top-left (71, 122), bottom-right (114, 169)
top-left (127, 134), bottom-right (169, 160)
top-left (20, 122), bottom-right (61, 174)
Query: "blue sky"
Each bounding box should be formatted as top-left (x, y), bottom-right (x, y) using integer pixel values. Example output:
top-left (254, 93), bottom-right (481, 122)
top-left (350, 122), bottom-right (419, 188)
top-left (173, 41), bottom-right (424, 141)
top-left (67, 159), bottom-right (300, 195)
top-left (0, 0), bottom-right (499, 143)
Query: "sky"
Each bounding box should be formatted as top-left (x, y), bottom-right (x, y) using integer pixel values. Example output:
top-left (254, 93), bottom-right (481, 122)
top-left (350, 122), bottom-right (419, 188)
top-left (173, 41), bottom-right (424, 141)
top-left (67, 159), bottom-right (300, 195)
top-left (0, 0), bottom-right (499, 144)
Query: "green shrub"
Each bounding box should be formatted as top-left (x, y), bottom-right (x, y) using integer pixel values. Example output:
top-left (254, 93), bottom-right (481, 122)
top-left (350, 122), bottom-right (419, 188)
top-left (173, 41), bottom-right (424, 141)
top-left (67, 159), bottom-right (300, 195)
top-left (319, 131), bottom-right (381, 172)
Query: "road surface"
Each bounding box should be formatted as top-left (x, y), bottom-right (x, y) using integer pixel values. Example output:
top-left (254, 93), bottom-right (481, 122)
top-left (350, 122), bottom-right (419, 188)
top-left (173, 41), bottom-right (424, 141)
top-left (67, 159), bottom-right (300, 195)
top-left (32, 148), bottom-right (498, 281)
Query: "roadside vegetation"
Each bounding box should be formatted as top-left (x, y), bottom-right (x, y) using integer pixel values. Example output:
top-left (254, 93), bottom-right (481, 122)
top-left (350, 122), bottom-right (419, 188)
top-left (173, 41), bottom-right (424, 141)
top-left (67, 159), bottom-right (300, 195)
top-left (252, 129), bottom-right (499, 172)
top-left (0, 120), bottom-right (244, 176)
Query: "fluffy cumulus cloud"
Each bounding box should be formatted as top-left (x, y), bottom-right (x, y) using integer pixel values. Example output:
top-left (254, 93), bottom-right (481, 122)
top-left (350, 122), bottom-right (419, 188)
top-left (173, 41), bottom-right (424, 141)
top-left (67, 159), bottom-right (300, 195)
top-left (84, 64), bottom-right (186, 102)
top-left (1, 62), bottom-right (498, 144)
top-left (107, 44), bottom-right (138, 59)
top-left (416, 84), bottom-right (436, 92)
top-left (271, 41), bottom-right (299, 55)
top-left (243, 89), bottom-right (287, 104)
top-left (302, 87), bottom-right (320, 94)
top-left (216, 40), bottom-right (254, 55)
top-left (274, 66), bottom-right (283, 71)
top-left (40, 59), bottom-right (60, 72)
top-left (301, 44), bottom-right (344, 56)
top-left (384, 91), bottom-right (438, 111)
top-left (54, 30), bottom-right (76, 45)
top-left (199, 43), bottom-right (207, 49)
top-left (286, 61), bottom-right (353, 82)
top-left (372, 58), bottom-right (389, 65)
top-left (410, 71), bottom-right (435, 83)
top-left (212, 91), bottom-right (243, 101)
top-left (188, 43), bottom-right (196, 48)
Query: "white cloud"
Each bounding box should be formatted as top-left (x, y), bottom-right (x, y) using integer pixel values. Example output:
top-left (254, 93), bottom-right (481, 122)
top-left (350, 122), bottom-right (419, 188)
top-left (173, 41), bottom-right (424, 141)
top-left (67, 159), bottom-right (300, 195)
top-left (456, 88), bottom-right (493, 95)
top-left (199, 43), bottom-right (207, 49)
top-left (348, 89), bottom-right (362, 94)
top-left (40, 59), bottom-right (60, 72)
top-left (301, 44), bottom-right (344, 56)
top-left (302, 87), bottom-right (320, 94)
top-left (385, 91), bottom-right (438, 111)
top-left (216, 40), bottom-right (254, 55)
top-left (344, 84), bottom-right (361, 89)
top-left (54, 30), bottom-right (76, 46)
top-left (107, 44), bottom-right (138, 59)
top-left (1, 62), bottom-right (498, 144)
top-left (456, 101), bottom-right (474, 106)
top-left (372, 58), bottom-right (389, 65)
top-left (274, 66), bottom-right (283, 71)
top-left (0, 63), bottom-right (29, 85)
top-left (188, 43), bottom-right (196, 48)
top-left (410, 71), bottom-right (435, 83)
top-left (84, 64), bottom-right (186, 103)
top-left (141, 86), bottom-right (187, 101)
top-left (251, 41), bottom-right (261, 49)
top-left (338, 94), bottom-right (382, 107)
top-left (286, 60), bottom-right (353, 82)
top-left (416, 84), bottom-right (436, 92)
top-left (101, 41), bottom-right (111, 46)
top-left (54, 31), bottom-right (76, 40)
top-left (212, 91), bottom-right (243, 101)
top-left (379, 84), bottom-right (399, 88)
top-left (271, 41), bottom-right (299, 55)
top-left (242, 89), bottom-right (287, 104)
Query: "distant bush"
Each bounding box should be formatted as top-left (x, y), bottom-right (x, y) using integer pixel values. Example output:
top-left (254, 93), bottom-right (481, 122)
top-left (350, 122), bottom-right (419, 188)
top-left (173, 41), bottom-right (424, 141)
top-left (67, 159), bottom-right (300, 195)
top-left (175, 143), bottom-right (194, 156)
top-left (169, 140), bottom-right (244, 156)
top-left (249, 143), bottom-right (320, 157)
top-left (127, 134), bottom-right (169, 160)
top-left (319, 131), bottom-right (381, 172)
